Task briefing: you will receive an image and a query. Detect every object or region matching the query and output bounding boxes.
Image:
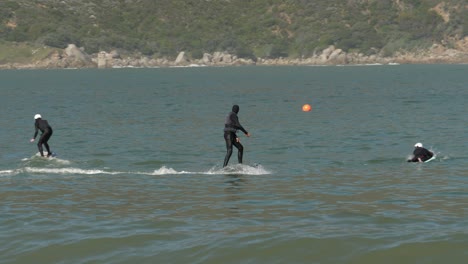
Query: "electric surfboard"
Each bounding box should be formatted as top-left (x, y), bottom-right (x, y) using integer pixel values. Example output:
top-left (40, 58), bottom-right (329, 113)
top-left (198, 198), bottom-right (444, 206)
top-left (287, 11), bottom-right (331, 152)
top-left (407, 155), bottom-right (436, 163)
top-left (424, 155), bottom-right (436, 163)
top-left (36, 152), bottom-right (57, 158)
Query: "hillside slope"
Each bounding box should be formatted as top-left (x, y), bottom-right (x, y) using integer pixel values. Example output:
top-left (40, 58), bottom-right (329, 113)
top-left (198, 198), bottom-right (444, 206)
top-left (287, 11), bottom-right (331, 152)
top-left (0, 0), bottom-right (467, 62)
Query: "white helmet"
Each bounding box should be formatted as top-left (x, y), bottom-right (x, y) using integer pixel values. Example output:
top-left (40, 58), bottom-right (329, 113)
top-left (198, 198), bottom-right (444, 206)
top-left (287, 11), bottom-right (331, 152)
top-left (414, 142), bottom-right (423, 148)
top-left (34, 114), bottom-right (42, 120)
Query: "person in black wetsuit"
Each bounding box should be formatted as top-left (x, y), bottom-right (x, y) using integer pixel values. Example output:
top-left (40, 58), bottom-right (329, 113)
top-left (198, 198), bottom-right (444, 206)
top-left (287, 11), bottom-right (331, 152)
top-left (223, 105), bottom-right (250, 167)
top-left (407, 142), bottom-right (433, 162)
top-left (30, 114), bottom-right (54, 157)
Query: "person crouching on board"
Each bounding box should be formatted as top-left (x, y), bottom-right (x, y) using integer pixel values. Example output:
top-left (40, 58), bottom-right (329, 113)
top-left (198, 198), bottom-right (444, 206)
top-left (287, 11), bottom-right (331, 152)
top-left (223, 105), bottom-right (251, 167)
top-left (30, 114), bottom-right (54, 157)
top-left (407, 142), bottom-right (433, 162)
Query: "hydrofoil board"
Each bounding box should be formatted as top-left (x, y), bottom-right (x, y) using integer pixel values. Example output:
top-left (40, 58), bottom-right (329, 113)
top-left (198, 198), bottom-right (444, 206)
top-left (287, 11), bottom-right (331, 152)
top-left (36, 152), bottom-right (57, 158)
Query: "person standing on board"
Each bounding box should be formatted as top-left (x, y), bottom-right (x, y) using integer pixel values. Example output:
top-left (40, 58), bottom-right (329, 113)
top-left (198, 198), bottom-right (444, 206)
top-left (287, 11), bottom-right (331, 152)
top-left (223, 105), bottom-right (251, 167)
top-left (407, 142), bottom-right (433, 162)
top-left (30, 114), bottom-right (54, 157)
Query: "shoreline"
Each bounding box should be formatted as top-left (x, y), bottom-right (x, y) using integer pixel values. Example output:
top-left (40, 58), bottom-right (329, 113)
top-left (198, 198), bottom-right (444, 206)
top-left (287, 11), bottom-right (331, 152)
top-left (1, 57), bottom-right (467, 70)
top-left (1, 43), bottom-right (467, 70)
top-left (2, 61), bottom-right (467, 70)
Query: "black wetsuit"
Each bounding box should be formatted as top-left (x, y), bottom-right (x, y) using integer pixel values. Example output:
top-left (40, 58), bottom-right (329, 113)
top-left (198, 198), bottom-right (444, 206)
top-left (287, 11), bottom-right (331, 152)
top-left (33, 119), bottom-right (53, 157)
top-left (223, 105), bottom-right (248, 167)
top-left (408, 147), bottom-right (433, 162)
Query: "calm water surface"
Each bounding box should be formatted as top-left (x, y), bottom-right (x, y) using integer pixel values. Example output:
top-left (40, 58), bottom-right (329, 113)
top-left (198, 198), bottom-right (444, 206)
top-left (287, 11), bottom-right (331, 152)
top-left (0, 65), bottom-right (467, 263)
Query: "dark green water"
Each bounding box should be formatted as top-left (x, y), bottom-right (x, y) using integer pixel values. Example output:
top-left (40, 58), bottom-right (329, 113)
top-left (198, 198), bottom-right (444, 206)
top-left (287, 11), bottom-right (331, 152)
top-left (0, 65), bottom-right (467, 263)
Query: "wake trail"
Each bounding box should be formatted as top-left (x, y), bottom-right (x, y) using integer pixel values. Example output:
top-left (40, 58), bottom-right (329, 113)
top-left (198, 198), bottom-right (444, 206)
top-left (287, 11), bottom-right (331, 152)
top-left (1, 164), bottom-right (271, 177)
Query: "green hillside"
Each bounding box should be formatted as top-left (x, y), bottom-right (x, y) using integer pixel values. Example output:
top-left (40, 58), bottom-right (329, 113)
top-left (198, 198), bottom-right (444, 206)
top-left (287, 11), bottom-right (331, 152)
top-left (0, 0), bottom-right (467, 60)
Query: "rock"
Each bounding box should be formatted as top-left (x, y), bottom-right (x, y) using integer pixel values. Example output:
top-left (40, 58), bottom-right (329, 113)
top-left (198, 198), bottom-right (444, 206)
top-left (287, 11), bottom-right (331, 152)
top-left (109, 50), bottom-right (121, 59)
top-left (328, 49), bottom-right (342, 60)
top-left (222, 54), bottom-right (232, 63)
top-left (202, 53), bottom-right (212, 64)
top-left (97, 51), bottom-right (108, 68)
top-left (139, 57), bottom-right (150, 67)
top-left (320, 45), bottom-right (336, 61)
top-left (212, 52), bottom-right (223, 63)
top-left (334, 53), bottom-right (348, 64)
top-left (65, 44), bottom-right (90, 62)
top-left (175, 51), bottom-right (187, 64)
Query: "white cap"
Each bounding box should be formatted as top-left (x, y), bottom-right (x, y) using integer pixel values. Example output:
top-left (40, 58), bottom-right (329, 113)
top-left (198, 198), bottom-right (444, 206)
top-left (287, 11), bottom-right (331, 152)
top-left (34, 114), bottom-right (42, 120)
top-left (414, 142), bottom-right (423, 148)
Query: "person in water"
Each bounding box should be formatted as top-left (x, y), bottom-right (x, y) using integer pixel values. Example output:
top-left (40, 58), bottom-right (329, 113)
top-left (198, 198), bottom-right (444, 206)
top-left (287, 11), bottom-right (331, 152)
top-left (223, 105), bottom-right (250, 167)
top-left (30, 114), bottom-right (54, 157)
top-left (408, 142), bottom-right (433, 162)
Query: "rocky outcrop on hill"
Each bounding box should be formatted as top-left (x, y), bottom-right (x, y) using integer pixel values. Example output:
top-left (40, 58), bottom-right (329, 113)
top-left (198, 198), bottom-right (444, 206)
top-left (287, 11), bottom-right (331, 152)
top-left (1, 40), bottom-right (467, 69)
top-left (0, 44), bottom-right (95, 69)
top-left (33, 44), bottom-right (95, 68)
top-left (78, 39), bottom-right (468, 68)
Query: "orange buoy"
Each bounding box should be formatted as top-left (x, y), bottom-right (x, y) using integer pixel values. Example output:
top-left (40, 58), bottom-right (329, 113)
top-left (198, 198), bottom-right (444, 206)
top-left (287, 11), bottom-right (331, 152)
top-left (302, 104), bottom-right (312, 112)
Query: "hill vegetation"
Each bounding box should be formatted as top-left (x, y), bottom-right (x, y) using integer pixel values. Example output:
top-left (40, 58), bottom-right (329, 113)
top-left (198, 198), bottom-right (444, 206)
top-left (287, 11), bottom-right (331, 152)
top-left (0, 0), bottom-right (467, 61)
